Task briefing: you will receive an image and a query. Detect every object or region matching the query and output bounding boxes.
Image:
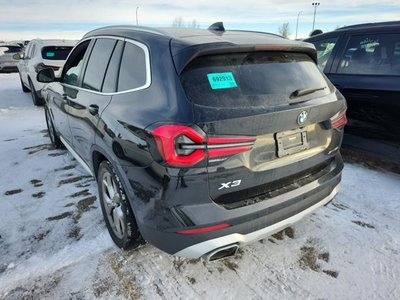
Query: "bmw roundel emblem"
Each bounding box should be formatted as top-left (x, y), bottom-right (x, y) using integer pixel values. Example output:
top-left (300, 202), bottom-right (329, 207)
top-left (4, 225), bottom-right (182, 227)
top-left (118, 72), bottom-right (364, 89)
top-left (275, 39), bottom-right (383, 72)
top-left (297, 111), bottom-right (308, 126)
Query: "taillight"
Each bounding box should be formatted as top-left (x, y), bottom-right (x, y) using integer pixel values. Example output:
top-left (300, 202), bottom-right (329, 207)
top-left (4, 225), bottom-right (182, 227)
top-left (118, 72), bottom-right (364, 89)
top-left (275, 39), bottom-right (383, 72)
top-left (151, 125), bottom-right (206, 167)
top-left (330, 109), bottom-right (347, 129)
top-left (149, 125), bottom-right (256, 167)
top-left (207, 136), bottom-right (255, 158)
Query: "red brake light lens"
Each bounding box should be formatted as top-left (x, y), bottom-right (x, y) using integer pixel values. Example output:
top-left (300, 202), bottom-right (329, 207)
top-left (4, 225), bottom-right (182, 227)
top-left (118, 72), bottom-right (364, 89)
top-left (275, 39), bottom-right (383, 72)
top-left (150, 125), bottom-right (206, 167)
top-left (149, 125), bottom-right (256, 167)
top-left (330, 109), bottom-right (347, 129)
top-left (177, 223), bottom-right (231, 234)
top-left (207, 136), bottom-right (256, 158)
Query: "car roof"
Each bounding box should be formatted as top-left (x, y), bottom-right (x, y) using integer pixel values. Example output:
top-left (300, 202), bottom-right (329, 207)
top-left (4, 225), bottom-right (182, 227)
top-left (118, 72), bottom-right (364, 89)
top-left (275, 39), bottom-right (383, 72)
top-left (335, 21), bottom-right (400, 32)
top-left (84, 25), bottom-right (317, 73)
top-left (84, 25), bottom-right (312, 49)
top-left (28, 39), bottom-right (78, 47)
top-left (305, 21), bottom-right (400, 41)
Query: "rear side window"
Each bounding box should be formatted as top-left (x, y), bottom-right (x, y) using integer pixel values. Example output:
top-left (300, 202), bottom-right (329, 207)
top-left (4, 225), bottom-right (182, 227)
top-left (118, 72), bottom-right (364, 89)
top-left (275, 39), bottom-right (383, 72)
top-left (180, 52), bottom-right (330, 108)
top-left (311, 37), bottom-right (338, 71)
top-left (24, 44), bottom-right (32, 59)
top-left (117, 42), bottom-right (147, 92)
top-left (83, 39), bottom-right (117, 92)
top-left (102, 41), bottom-right (124, 93)
top-left (41, 46), bottom-right (73, 60)
top-left (338, 33), bottom-right (400, 75)
top-left (30, 45), bottom-right (36, 58)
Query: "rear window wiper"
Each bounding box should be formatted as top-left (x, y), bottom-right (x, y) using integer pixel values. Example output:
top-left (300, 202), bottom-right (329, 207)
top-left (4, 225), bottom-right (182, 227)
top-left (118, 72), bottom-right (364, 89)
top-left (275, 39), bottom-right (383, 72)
top-left (290, 86), bottom-right (326, 101)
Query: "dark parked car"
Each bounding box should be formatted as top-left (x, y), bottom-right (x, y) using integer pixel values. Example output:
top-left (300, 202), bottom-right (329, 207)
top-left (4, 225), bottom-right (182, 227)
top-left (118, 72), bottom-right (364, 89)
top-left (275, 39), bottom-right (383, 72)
top-left (37, 25), bottom-right (346, 260)
top-left (305, 21), bottom-right (400, 142)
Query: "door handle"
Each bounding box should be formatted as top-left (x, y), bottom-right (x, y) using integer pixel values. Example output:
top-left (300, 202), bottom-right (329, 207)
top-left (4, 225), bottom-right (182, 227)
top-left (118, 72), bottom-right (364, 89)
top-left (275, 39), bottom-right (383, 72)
top-left (88, 104), bottom-right (99, 116)
top-left (62, 93), bottom-right (67, 101)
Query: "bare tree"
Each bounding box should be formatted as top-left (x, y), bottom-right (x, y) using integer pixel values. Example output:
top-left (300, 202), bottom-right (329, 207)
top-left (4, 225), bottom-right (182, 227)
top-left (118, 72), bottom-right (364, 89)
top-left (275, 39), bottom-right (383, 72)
top-left (190, 19), bottom-right (200, 28)
top-left (172, 16), bottom-right (184, 27)
top-left (172, 17), bottom-right (200, 28)
top-left (278, 22), bottom-right (291, 38)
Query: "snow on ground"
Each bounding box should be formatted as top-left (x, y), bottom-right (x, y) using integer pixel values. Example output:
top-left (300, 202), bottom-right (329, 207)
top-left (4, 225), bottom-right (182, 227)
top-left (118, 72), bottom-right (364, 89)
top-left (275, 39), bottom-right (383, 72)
top-left (0, 72), bottom-right (399, 299)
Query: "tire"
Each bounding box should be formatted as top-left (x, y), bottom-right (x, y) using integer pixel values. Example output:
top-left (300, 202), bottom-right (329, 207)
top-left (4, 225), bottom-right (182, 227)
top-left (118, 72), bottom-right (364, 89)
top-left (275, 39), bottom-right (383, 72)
top-left (97, 160), bottom-right (144, 249)
top-left (20, 75), bottom-right (29, 92)
top-left (45, 106), bottom-right (61, 149)
top-left (29, 79), bottom-right (43, 106)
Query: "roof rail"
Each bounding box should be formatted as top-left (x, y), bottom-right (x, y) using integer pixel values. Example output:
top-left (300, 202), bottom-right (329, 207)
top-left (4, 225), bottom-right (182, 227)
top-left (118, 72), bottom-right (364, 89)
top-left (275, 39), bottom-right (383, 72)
top-left (83, 25), bottom-right (167, 38)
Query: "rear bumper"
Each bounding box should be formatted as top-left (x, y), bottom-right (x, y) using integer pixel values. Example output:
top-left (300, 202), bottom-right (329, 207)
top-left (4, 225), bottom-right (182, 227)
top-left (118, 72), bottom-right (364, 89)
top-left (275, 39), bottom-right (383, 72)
top-left (175, 183), bottom-right (340, 258)
top-left (134, 155), bottom-right (343, 258)
top-left (0, 64), bottom-right (18, 73)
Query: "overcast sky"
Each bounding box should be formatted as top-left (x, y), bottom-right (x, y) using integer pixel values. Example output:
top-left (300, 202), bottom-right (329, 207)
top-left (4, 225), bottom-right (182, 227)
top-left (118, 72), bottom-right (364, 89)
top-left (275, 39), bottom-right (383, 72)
top-left (1, 0), bottom-right (399, 41)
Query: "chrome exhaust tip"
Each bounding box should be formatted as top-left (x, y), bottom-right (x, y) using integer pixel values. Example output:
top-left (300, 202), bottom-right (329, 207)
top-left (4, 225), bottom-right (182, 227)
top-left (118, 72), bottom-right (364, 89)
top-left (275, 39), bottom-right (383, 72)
top-left (204, 244), bottom-right (239, 262)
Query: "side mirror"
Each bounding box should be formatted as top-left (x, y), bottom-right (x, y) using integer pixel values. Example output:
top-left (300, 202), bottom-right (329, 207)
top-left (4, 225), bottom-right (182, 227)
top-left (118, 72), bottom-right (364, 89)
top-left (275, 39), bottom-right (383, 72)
top-left (37, 68), bottom-right (55, 83)
top-left (13, 53), bottom-right (22, 60)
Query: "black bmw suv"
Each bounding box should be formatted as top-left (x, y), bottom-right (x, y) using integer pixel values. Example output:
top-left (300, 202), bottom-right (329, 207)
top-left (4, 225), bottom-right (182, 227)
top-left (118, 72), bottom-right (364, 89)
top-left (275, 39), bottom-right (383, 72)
top-left (38, 24), bottom-right (346, 260)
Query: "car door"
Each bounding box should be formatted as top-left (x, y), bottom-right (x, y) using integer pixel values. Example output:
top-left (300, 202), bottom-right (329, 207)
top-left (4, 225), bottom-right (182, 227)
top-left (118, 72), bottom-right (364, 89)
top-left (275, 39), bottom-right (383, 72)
top-left (47, 40), bottom-right (92, 146)
top-left (19, 43), bottom-right (33, 84)
top-left (328, 31), bottom-right (400, 140)
top-left (25, 44), bottom-right (38, 81)
top-left (67, 37), bottom-right (123, 165)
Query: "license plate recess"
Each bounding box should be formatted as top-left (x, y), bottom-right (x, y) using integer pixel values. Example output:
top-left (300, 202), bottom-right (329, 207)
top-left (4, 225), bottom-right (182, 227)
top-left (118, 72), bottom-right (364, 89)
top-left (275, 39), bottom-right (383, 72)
top-left (276, 128), bottom-right (309, 157)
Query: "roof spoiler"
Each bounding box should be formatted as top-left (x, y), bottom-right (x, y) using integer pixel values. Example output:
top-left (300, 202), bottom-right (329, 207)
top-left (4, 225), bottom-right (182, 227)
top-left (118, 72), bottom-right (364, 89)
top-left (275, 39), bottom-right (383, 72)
top-left (171, 43), bottom-right (318, 74)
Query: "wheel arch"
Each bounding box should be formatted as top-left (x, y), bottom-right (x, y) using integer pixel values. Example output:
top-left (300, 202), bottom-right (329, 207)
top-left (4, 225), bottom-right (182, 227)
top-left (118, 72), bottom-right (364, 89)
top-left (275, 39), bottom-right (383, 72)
top-left (92, 149), bottom-right (108, 179)
top-left (91, 145), bottom-right (143, 228)
top-left (91, 145), bottom-right (122, 181)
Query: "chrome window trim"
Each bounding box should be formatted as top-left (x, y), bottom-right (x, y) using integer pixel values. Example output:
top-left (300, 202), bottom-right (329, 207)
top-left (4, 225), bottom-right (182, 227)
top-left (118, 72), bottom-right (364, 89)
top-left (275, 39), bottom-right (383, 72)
top-left (62, 35), bottom-right (151, 95)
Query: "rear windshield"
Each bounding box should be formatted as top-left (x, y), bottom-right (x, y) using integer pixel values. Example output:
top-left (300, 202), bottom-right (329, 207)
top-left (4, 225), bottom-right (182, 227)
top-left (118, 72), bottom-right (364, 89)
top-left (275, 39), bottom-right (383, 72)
top-left (41, 46), bottom-right (73, 60)
top-left (180, 52), bottom-right (330, 108)
top-left (0, 45), bottom-right (21, 54)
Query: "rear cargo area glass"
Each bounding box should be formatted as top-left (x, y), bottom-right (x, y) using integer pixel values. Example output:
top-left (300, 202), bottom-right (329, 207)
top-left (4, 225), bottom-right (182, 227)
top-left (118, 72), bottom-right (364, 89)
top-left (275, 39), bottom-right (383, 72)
top-left (180, 52), bottom-right (330, 108)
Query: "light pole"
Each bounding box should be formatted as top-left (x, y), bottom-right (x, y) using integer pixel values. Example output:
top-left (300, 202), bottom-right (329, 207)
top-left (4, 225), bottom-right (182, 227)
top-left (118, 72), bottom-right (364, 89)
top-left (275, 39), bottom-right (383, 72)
top-left (295, 11), bottom-right (303, 40)
top-left (312, 2), bottom-right (320, 31)
top-left (136, 6), bottom-right (139, 25)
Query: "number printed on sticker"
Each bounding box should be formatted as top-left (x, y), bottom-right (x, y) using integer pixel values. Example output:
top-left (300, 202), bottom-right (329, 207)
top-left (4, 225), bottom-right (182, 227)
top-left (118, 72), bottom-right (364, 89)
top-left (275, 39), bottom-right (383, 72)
top-left (213, 75), bottom-right (232, 82)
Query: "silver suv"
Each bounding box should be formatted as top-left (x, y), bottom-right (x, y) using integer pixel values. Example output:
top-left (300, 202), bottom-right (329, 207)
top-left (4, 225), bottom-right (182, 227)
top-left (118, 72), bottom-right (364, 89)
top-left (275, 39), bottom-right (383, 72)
top-left (0, 44), bottom-right (22, 73)
top-left (16, 39), bottom-right (77, 105)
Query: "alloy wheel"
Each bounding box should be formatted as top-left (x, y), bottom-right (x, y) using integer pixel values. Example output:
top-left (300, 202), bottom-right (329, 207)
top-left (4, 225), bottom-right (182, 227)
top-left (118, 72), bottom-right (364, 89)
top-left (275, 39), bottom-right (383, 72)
top-left (45, 108), bottom-right (55, 144)
top-left (101, 171), bottom-right (126, 239)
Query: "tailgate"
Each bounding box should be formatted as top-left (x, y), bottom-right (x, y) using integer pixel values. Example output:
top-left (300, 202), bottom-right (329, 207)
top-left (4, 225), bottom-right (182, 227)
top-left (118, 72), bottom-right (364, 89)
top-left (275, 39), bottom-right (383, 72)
top-left (179, 51), bottom-right (346, 205)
